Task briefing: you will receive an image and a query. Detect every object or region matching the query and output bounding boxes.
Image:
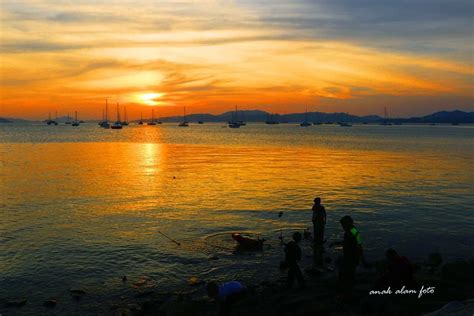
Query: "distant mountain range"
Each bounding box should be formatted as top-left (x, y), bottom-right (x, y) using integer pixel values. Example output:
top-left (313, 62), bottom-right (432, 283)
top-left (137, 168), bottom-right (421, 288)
top-left (1, 110), bottom-right (473, 124)
top-left (149, 110), bottom-right (474, 124)
top-left (157, 110), bottom-right (383, 123)
top-left (395, 110), bottom-right (474, 124)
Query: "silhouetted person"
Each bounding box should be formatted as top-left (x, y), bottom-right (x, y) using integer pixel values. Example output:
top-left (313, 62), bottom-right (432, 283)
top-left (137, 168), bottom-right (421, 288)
top-left (285, 231), bottom-right (305, 289)
top-left (331, 215), bottom-right (366, 301)
top-left (312, 197), bottom-right (326, 266)
top-left (207, 280), bottom-right (246, 316)
top-left (377, 249), bottom-right (415, 290)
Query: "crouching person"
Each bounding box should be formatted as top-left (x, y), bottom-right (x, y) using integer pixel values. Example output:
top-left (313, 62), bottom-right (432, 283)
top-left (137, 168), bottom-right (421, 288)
top-left (207, 280), bottom-right (246, 316)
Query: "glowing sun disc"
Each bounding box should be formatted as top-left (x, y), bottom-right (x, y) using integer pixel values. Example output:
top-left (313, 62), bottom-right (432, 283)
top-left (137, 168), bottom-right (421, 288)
top-left (140, 93), bottom-right (163, 106)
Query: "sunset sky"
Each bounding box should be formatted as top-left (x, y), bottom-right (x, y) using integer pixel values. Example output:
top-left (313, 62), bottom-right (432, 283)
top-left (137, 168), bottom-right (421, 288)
top-left (1, 0), bottom-right (473, 119)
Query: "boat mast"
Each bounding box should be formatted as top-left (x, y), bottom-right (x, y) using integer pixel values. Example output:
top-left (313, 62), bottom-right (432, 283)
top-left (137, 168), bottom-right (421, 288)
top-left (105, 98), bottom-right (109, 123)
top-left (116, 102), bottom-right (121, 122)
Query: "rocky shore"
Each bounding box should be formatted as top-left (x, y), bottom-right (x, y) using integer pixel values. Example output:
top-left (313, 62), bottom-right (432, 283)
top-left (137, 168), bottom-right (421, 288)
top-left (3, 255), bottom-right (473, 315)
top-left (105, 257), bottom-right (474, 315)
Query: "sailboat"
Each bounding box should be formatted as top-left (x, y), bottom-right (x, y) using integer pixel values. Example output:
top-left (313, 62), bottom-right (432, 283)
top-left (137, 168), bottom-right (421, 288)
top-left (72, 111), bottom-right (80, 126)
top-left (138, 112), bottom-right (144, 125)
top-left (155, 110), bottom-right (162, 124)
top-left (46, 111), bottom-right (58, 125)
top-left (380, 107), bottom-right (393, 125)
top-left (121, 106), bottom-right (129, 126)
top-left (147, 109), bottom-right (157, 125)
top-left (300, 109), bottom-right (311, 127)
top-left (100, 99), bottom-right (111, 128)
top-left (237, 108), bottom-right (246, 126)
top-left (46, 112), bottom-right (53, 125)
top-left (111, 103), bottom-right (123, 129)
top-left (65, 113), bottom-right (72, 124)
top-left (312, 112), bottom-right (322, 125)
top-left (229, 106), bottom-right (242, 128)
top-left (198, 113), bottom-right (204, 124)
top-left (178, 106), bottom-right (189, 127)
top-left (338, 113), bottom-right (352, 127)
top-left (49, 112), bottom-right (58, 125)
top-left (265, 113), bottom-right (279, 124)
top-left (338, 122), bottom-right (352, 127)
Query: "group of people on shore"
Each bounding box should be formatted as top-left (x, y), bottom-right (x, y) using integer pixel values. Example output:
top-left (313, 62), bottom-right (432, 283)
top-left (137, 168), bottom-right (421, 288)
top-left (207, 197), bottom-right (415, 315)
top-left (284, 197), bottom-right (367, 300)
top-left (286, 197), bottom-right (414, 298)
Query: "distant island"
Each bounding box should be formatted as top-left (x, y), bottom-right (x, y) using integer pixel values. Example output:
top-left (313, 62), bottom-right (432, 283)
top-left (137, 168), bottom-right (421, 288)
top-left (1, 110), bottom-right (473, 124)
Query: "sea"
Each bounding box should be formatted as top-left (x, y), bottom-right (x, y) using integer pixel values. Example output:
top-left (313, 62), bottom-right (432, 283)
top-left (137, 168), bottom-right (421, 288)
top-left (1, 122), bottom-right (473, 314)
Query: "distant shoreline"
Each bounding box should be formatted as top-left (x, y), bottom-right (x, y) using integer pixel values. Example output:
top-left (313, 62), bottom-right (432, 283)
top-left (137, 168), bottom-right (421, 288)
top-left (1, 110), bottom-right (473, 124)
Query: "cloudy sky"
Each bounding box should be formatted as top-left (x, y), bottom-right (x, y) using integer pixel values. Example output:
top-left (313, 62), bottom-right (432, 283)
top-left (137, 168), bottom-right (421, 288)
top-left (1, 0), bottom-right (473, 119)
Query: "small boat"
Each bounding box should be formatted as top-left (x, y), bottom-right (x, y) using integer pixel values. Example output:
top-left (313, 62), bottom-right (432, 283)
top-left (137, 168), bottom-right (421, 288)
top-left (228, 122), bottom-right (240, 128)
top-left (229, 106), bottom-right (244, 127)
top-left (111, 103), bottom-right (123, 129)
top-left (338, 122), bottom-right (352, 127)
top-left (72, 111), bottom-right (80, 126)
top-left (380, 107), bottom-right (393, 125)
top-left (198, 113), bottom-right (204, 124)
top-left (232, 233), bottom-right (264, 250)
top-left (178, 106), bottom-right (189, 127)
top-left (265, 113), bottom-right (279, 125)
top-left (121, 106), bottom-right (129, 126)
top-left (46, 111), bottom-right (58, 125)
top-left (300, 109), bottom-right (311, 127)
top-left (100, 99), bottom-right (111, 128)
top-left (237, 109), bottom-right (246, 126)
top-left (147, 109), bottom-right (157, 125)
top-left (111, 122), bottom-right (122, 129)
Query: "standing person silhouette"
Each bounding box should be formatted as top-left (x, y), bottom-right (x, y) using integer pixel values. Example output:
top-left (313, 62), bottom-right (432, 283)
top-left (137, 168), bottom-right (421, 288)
top-left (284, 232), bottom-right (305, 289)
top-left (312, 197), bottom-right (326, 266)
top-left (331, 215), bottom-right (367, 301)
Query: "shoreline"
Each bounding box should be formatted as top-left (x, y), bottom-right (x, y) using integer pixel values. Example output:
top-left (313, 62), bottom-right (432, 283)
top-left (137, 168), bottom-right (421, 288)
top-left (3, 256), bottom-right (473, 315)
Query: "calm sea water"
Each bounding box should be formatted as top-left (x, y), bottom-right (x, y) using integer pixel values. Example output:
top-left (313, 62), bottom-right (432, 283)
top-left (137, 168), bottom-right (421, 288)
top-left (1, 123), bottom-right (473, 314)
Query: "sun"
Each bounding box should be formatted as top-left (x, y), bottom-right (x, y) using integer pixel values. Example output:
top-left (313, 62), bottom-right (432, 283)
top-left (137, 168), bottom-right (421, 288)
top-left (139, 93), bottom-right (163, 106)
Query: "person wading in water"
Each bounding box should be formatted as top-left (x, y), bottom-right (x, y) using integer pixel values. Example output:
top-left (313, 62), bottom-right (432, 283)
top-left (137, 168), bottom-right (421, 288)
top-left (312, 197), bottom-right (326, 266)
